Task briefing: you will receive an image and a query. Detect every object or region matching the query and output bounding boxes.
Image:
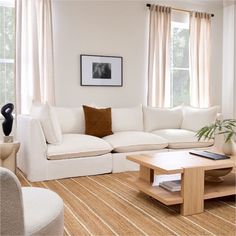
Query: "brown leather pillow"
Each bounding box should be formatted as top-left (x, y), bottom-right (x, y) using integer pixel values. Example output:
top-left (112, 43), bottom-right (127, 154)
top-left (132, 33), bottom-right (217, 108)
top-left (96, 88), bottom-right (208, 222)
top-left (83, 105), bottom-right (113, 138)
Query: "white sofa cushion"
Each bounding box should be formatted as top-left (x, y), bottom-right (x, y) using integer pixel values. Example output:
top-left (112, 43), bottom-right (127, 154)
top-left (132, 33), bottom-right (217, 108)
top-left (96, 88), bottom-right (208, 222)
top-left (103, 131), bottom-right (168, 153)
top-left (112, 105), bottom-right (143, 132)
top-left (31, 103), bottom-right (62, 144)
top-left (181, 106), bottom-right (218, 132)
top-left (55, 107), bottom-right (85, 134)
top-left (152, 129), bottom-right (214, 149)
top-left (47, 134), bottom-right (113, 160)
top-left (143, 106), bottom-right (183, 132)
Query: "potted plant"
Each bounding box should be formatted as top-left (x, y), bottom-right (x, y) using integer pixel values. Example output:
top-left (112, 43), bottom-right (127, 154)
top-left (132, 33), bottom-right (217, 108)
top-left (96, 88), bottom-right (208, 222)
top-left (196, 119), bottom-right (236, 155)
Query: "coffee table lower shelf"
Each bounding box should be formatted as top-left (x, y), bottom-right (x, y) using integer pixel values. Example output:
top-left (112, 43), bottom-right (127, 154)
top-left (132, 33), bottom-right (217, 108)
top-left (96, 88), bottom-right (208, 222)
top-left (128, 172), bottom-right (236, 206)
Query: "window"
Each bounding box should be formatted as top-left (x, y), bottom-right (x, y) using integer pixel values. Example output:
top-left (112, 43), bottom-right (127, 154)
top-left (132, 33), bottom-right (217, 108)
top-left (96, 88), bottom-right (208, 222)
top-left (170, 16), bottom-right (190, 106)
top-left (0, 0), bottom-right (15, 108)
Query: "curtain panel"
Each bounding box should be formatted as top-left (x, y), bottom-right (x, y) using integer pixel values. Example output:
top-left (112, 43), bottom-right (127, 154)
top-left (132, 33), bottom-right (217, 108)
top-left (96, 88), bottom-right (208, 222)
top-left (147, 5), bottom-right (171, 107)
top-left (189, 12), bottom-right (211, 108)
top-left (15, 0), bottom-right (55, 114)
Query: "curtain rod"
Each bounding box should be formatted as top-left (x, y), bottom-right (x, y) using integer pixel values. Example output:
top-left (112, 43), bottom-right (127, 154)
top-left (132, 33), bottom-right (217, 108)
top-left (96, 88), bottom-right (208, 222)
top-left (146, 4), bottom-right (214, 17)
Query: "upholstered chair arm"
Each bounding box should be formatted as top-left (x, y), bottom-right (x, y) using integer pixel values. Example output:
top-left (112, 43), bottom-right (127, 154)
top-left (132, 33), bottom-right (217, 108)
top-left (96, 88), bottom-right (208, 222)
top-left (0, 167), bottom-right (25, 235)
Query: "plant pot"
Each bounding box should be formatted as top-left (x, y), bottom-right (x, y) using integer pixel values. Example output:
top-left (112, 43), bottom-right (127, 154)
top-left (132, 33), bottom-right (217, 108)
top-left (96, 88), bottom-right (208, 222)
top-left (222, 139), bottom-right (236, 156)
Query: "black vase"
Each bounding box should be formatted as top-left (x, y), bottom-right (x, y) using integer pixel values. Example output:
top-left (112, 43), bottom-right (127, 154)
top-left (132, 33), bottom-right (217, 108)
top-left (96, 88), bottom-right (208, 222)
top-left (1, 103), bottom-right (14, 136)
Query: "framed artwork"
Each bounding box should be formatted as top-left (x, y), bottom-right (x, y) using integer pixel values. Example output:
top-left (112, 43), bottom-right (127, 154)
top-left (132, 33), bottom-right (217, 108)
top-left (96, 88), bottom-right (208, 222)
top-left (80, 54), bottom-right (123, 87)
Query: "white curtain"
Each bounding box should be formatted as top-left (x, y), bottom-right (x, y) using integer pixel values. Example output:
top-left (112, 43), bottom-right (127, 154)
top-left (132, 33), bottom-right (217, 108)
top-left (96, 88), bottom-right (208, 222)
top-left (147, 5), bottom-right (171, 107)
top-left (189, 12), bottom-right (211, 108)
top-left (15, 0), bottom-right (55, 114)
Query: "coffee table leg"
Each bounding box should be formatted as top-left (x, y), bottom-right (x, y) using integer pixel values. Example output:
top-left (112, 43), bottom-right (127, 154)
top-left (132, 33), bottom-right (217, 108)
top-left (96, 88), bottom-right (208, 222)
top-left (181, 167), bottom-right (204, 216)
top-left (139, 166), bottom-right (154, 183)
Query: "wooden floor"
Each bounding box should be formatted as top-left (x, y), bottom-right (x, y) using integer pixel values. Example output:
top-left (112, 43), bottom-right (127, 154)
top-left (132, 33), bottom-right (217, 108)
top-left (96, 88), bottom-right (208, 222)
top-left (17, 171), bottom-right (236, 236)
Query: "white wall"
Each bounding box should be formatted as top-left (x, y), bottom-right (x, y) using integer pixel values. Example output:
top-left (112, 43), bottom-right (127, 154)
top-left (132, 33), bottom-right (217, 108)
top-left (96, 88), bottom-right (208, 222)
top-left (222, 1), bottom-right (236, 119)
top-left (52, 0), bottom-right (223, 108)
top-left (52, 1), bottom-right (149, 108)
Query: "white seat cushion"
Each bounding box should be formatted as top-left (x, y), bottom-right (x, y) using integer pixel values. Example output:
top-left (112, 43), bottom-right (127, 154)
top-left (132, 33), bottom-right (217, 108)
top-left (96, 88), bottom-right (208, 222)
top-left (103, 131), bottom-right (168, 153)
top-left (47, 134), bottom-right (113, 160)
top-left (22, 187), bottom-right (64, 236)
top-left (152, 129), bottom-right (214, 149)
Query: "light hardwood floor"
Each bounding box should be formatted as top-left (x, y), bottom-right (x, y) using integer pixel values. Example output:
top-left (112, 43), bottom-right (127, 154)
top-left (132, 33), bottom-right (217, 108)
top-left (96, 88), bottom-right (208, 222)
top-left (17, 170), bottom-right (236, 236)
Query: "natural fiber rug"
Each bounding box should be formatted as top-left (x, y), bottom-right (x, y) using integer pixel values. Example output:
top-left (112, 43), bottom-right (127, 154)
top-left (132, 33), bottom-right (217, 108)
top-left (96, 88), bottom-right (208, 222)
top-left (17, 171), bottom-right (236, 236)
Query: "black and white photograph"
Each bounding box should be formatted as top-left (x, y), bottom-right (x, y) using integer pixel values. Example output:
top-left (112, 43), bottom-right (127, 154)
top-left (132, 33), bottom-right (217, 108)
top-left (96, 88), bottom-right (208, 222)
top-left (92, 62), bottom-right (111, 79)
top-left (80, 55), bottom-right (123, 86)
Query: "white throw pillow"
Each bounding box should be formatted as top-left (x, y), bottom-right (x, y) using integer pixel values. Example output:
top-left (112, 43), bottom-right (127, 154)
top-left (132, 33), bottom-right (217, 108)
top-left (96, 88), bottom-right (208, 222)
top-left (31, 103), bottom-right (62, 144)
top-left (143, 106), bottom-right (183, 132)
top-left (181, 106), bottom-right (218, 132)
top-left (112, 105), bottom-right (143, 132)
top-left (55, 107), bottom-right (85, 134)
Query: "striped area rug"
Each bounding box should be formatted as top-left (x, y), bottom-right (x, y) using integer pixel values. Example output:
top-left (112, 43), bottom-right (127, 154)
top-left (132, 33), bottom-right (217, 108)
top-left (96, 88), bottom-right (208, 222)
top-left (17, 171), bottom-right (236, 236)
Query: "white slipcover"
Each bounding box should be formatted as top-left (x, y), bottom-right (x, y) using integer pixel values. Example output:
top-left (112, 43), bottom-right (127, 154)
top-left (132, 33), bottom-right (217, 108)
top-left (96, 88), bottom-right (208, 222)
top-left (17, 115), bottom-right (113, 181)
top-left (112, 149), bottom-right (168, 173)
top-left (17, 104), bottom-right (221, 182)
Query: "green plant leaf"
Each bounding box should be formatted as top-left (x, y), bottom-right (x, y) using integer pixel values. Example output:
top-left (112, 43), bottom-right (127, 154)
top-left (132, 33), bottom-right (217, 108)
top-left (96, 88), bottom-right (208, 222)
top-left (196, 118), bottom-right (236, 142)
top-left (225, 132), bottom-right (234, 143)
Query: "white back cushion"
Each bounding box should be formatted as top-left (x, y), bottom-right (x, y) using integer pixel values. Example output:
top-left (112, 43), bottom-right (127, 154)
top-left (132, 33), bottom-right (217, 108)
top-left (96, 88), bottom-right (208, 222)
top-left (31, 103), bottom-right (62, 144)
top-left (112, 105), bottom-right (143, 132)
top-left (143, 106), bottom-right (183, 132)
top-left (55, 107), bottom-right (85, 134)
top-left (181, 106), bottom-right (218, 131)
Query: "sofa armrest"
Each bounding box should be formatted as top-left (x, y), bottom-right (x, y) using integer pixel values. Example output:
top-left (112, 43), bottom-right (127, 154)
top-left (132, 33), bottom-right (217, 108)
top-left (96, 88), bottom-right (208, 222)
top-left (16, 115), bottom-right (48, 181)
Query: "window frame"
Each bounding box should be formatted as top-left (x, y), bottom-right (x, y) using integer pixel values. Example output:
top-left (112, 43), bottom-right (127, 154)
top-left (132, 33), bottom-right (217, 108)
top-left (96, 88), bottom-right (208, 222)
top-left (0, 0), bottom-right (15, 110)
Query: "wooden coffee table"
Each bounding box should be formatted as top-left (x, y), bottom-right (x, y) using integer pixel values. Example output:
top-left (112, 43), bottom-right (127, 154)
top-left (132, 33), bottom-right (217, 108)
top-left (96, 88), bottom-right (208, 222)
top-left (127, 151), bottom-right (236, 216)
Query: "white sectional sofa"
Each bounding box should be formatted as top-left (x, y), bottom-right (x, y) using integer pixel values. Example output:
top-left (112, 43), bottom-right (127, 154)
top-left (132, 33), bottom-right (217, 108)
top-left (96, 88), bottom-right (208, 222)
top-left (17, 105), bottom-right (218, 182)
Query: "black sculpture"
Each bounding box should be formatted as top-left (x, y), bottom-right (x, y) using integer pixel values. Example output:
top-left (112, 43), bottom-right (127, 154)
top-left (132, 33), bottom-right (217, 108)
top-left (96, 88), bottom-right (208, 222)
top-left (1, 103), bottom-right (14, 136)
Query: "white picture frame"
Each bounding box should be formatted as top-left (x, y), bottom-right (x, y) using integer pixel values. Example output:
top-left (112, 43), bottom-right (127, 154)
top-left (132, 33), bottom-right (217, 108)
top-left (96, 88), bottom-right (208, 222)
top-left (80, 54), bottom-right (123, 87)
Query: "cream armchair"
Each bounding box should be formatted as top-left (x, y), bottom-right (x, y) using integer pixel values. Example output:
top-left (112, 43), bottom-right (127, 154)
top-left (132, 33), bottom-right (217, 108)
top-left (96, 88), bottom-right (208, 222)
top-left (0, 167), bottom-right (64, 236)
